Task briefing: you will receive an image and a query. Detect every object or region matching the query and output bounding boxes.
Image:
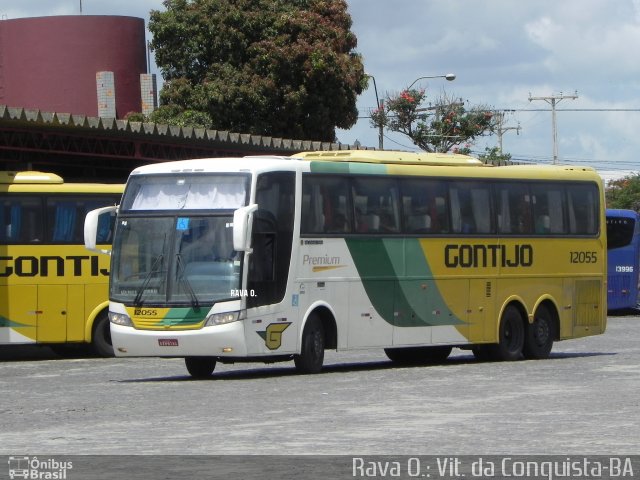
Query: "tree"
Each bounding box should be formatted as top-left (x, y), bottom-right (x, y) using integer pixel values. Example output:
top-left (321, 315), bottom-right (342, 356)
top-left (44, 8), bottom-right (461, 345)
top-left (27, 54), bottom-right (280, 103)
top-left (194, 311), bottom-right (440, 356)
top-left (370, 89), bottom-right (498, 153)
top-left (477, 146), bottom-right (512, 165)
top-left (149, 0), bottom-right (365, 141)
top-left (606, 174), bottom-right (640, 211)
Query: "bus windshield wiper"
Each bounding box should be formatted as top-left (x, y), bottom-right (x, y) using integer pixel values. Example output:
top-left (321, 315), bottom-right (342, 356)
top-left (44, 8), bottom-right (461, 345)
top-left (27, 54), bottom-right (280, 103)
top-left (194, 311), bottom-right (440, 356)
top-left (133, 253), bottom-right (164, 307)
top-left (176, 253), bottom-right (200, 311)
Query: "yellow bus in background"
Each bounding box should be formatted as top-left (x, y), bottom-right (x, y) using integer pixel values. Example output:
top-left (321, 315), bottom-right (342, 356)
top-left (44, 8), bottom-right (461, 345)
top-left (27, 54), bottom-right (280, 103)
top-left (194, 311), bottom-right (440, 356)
top-left (1, 171), bottom-right (122, 356)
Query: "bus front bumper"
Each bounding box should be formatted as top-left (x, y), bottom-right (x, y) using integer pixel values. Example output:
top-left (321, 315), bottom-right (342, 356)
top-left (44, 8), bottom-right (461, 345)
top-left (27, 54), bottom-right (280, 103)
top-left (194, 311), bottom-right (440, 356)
top-left (110, 321), bottom-right (248, 357)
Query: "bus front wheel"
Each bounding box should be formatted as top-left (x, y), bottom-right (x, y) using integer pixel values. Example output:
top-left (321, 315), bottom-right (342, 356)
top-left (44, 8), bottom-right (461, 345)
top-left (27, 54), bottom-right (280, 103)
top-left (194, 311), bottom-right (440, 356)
top-left (92, 312), bottom-right (114, 357)
top-left (523, 304), bottom-right (555, 359)
top-left (185, 357), bottom-right (217, 379)
top-left (294, 315), bottom-right (325, 374)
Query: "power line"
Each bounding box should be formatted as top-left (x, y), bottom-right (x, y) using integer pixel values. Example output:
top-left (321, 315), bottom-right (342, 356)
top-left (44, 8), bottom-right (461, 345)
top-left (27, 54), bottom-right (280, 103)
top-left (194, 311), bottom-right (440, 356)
top-left (496, 108), bottom-right (640, 112)
top-left (358, 107), bottom-right (640, 120)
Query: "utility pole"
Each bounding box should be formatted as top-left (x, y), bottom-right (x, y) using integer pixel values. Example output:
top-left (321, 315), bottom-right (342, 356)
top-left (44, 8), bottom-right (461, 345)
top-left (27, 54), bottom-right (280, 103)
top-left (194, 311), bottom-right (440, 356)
top-left (365, 74), bottom-right (383, 150)
top-left (528, 91), bottom-right (578, 164)
top-left (495, 111), bottom-right (521, 155)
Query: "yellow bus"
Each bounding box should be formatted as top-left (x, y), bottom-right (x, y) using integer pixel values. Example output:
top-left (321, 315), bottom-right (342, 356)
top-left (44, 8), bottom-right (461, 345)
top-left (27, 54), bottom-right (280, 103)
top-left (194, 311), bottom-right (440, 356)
top-left (84, 151), bottom-right (606, 376)
top-left (1, 171), bottom-right (122, 356)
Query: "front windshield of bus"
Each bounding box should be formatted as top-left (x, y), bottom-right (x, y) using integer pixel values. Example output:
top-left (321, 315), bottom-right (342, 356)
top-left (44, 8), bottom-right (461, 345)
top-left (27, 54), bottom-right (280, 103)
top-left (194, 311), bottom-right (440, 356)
top-left (110, 215), bottom-right (241, 305)
top-left (110, 173), bottom-right (248, 306)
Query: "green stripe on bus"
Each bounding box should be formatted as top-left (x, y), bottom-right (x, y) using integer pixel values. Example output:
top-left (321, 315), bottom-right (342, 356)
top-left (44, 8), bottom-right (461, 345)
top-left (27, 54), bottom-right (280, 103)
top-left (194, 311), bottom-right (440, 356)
top-left (0, 316), bottom-right (28, 328)
top-left (158, 307), bottom-right (207, 326)
top-left (345, 238), bottom-right (464, 327)
top-left (310, 161), bottom-right (387, 175)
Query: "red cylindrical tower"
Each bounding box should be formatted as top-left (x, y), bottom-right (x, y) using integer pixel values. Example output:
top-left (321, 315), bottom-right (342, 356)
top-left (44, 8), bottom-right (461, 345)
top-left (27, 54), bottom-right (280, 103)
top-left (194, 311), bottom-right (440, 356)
top-left (0, 15), bottom-right (147, 117)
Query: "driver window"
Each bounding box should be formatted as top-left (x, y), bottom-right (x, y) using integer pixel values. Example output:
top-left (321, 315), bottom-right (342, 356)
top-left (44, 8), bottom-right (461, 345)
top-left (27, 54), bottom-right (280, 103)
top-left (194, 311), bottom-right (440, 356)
top-left (248, 172), bottom-right (295, 307)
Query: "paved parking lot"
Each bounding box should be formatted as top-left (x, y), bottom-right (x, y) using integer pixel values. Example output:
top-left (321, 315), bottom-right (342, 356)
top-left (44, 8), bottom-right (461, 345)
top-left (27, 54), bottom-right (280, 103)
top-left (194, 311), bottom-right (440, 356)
top-left (1, 315), bottom-right (639, 457)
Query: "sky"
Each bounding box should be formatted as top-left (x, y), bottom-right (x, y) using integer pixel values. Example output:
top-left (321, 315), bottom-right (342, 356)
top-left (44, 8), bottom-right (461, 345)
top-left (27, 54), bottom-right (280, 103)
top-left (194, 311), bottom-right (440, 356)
top-left (1, 0), bottom-right (640, 177)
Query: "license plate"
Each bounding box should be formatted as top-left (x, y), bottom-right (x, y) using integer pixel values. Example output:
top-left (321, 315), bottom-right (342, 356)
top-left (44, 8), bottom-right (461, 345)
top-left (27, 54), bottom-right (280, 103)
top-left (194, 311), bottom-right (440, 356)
top-left (158, 339), bottom-right (179, 347)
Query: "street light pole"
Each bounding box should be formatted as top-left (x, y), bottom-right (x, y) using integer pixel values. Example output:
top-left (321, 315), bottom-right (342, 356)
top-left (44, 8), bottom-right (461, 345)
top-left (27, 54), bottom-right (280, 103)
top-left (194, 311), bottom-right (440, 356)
top-left (408, 74), bottom-right (456, 152)
top-left (407, 73), bottom-right (456, 90)
top-left (365, 74), bottom-right (384, 150)
top-left (365, 73), bottom-right (456, 151)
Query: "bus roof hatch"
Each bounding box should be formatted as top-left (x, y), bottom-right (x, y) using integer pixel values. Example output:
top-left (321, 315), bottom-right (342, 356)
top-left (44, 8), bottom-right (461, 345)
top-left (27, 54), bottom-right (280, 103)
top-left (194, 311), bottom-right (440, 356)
top-left (0, 171), bottom-right (64, 184)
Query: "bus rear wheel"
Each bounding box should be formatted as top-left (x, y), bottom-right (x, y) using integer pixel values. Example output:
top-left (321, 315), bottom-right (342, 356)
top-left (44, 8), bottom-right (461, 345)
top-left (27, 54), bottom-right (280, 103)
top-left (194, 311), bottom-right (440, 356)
top-left (92, 312), bottom-right (114, 357)
top-left (294, 315), bottom-right (325, 374)
top-left (523, 304), bottom-right (555, 359)
top-left (487, 305), bottom-right (525, 361)
top-left (185, 357), bottom-right (217, 379)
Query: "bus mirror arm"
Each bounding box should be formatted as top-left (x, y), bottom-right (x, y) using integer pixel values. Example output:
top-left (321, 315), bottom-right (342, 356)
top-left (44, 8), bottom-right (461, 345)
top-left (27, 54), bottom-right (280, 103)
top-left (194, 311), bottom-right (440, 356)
top-left (233, 204), bottom-right (258, 252)
top-left (84, 205), bottom-right (118, 254)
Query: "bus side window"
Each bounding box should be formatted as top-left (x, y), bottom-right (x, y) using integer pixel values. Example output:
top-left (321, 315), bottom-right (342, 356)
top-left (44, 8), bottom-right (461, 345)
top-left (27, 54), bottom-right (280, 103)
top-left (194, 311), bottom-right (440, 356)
top-left (249, 209), bottom-right (277, 282)
top-left (567, 184), bottom-right (598, 235)
top-left (495, 183), bottom-right (532, 234)
top-left (51, 201), bottom-right (78, 242)
top-left (450, 182), bottom-right (491, 234)
top-left (399, 178), bottom-right (449, 234)
top-left (352, 177), bottom-right (400, 234)
top-left (249, 172), bottom-right (295, 307)
top-left (0, 200), bottom-right (22, 241)
top-left (85, 197), bottom-right (120, 243)
top-left (301, 175), bottom-right (352, 234)
top-left (47, 196), bottom-right (120, 244)
top-left (531, 184), bottom-right (566, 234)
top-left (6, 197), bottom-right (44, 243)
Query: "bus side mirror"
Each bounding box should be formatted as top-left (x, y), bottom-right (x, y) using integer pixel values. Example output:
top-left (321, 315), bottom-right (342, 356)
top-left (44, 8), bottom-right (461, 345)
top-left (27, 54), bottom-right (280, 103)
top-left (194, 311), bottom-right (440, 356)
top-left (233, 204), bottom-right (258, 252)
top-left (84, 205), bottom-right (117, 254)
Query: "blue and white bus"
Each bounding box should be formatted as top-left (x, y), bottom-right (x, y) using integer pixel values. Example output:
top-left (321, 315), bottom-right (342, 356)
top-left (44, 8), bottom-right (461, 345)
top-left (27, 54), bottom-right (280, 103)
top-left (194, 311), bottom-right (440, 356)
top-left (606, 208), bottom-right (640, 311)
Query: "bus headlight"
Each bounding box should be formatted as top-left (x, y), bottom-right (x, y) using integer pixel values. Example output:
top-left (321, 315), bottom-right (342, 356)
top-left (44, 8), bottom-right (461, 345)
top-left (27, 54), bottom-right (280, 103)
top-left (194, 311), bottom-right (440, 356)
top-left (205, 311), bottom-right (240, 326)
top-left (109, 311), bottom-right (132, 326)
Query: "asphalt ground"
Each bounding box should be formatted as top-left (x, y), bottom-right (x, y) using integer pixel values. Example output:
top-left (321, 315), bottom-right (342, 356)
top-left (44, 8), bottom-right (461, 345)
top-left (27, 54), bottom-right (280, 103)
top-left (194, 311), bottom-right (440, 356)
top-left (0, 314), bottom-right (638, 458)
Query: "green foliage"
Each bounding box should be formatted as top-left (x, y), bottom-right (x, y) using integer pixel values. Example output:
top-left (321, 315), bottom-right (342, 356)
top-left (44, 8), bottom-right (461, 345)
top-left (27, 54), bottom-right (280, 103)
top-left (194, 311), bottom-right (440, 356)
top-left (124, 112), bottom-right (146, 122)
top-left (477, 146), bottom-right (512, 165)
top-left (370, 89), bottom-right (497, 153)
top-left (606, 174), bottom-right (640, 211)
top-left (149, 105), bottom-right (213, 128)
top-left (149, 0), bottom-right (365, 141)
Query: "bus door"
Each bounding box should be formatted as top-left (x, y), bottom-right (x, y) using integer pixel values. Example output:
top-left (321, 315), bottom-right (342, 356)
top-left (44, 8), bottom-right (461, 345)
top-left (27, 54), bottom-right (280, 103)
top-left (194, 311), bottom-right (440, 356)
top-left (244, 172), bottom-right (296, 354)
top-left (468, 278), bottom-right (492, 342)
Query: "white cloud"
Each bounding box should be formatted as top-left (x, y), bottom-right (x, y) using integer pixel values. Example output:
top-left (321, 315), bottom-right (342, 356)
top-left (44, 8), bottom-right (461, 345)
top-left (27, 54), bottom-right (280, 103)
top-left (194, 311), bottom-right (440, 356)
top-left (524, 6), bottom-right (640, 81)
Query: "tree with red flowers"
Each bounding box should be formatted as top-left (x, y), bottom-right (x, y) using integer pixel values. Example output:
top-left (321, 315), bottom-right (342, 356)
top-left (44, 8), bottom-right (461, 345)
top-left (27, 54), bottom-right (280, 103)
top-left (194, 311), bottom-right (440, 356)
top-left (606, 174), bottom-right (640, 210)
top-left (370, 89), bottom-right (498, 153)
